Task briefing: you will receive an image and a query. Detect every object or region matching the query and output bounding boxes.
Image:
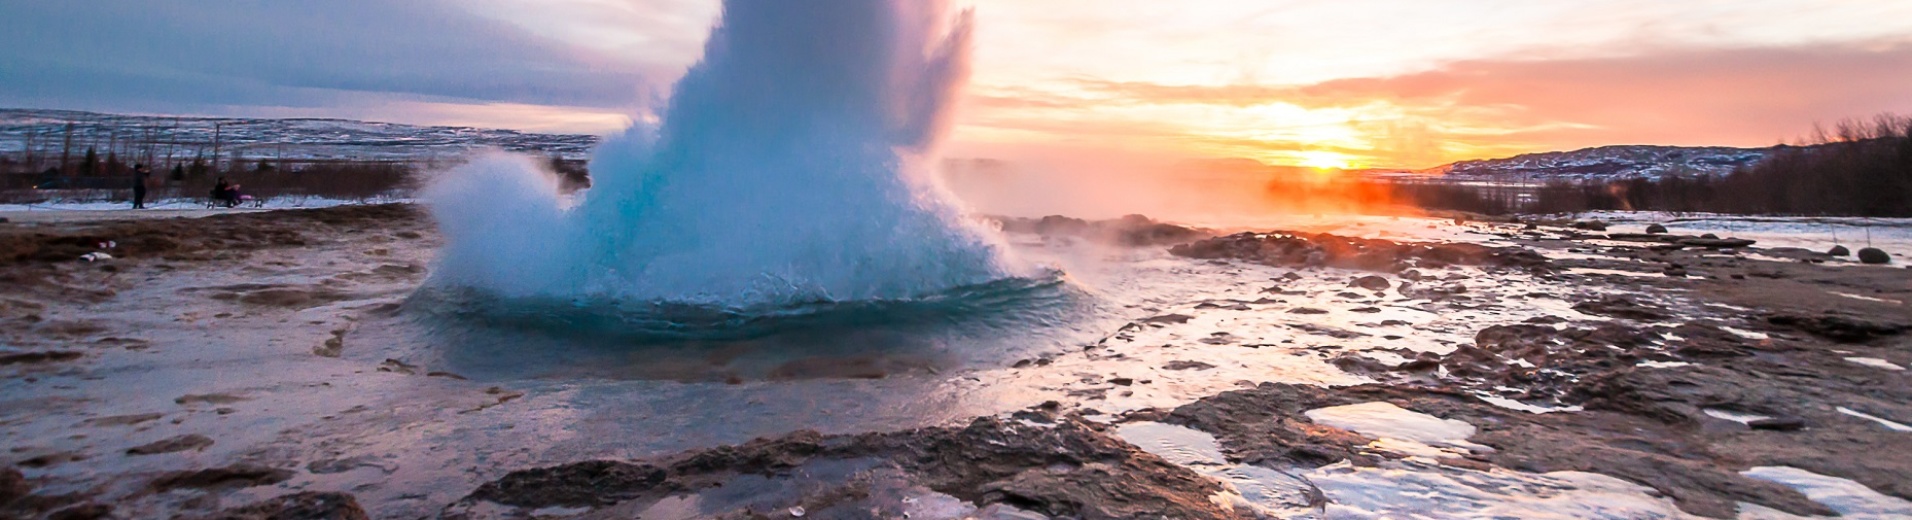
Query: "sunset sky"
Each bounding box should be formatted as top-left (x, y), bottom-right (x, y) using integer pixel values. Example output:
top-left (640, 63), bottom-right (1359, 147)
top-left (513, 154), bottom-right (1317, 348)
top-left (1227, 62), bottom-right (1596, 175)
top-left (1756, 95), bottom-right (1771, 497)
top-left (6, 0), bottom-right (1912, 168)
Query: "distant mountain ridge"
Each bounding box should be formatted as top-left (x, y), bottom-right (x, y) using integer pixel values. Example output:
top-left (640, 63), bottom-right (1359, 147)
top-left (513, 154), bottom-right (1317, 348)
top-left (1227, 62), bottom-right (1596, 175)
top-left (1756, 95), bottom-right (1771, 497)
top-left (1428, 144), bottom-right (1796, 182)
top-left (0, 108), bottom-right (601, 162)
top-left (5, 109), bottom-right (1793, 181)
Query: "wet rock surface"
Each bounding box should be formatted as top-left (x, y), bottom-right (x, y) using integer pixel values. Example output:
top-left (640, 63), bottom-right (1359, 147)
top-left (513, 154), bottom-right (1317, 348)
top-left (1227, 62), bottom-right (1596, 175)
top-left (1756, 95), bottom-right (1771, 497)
top-left (5, 207), bottom-right (1909, 519)
top-left (989, 214), bottom-right (1213, 247)
top-left (1169, 231), bottom-right (1549, 272)
top-left (193, 492), bottom-right (370, 520)
top-left (448, 412), bottom-right (1233, 519)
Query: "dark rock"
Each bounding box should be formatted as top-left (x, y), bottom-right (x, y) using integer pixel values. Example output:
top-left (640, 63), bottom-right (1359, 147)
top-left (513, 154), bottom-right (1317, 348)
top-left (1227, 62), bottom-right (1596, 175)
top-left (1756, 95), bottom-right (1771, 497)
top-left (1162, 360), bottom-right (1216, 371)
top-left (1646, 224), bottom-right (1669, 234)
top-left (47, 504), bottom-right (112, 520)
top-left (1663, 266), bottom-right (1689, 277)
top-left (1572, 221), bottom-right (1609, 231)
top-left (1857, 247), bottom-right (1891, 264)
top-left (1747, 417), bottom-right (1807, 431)
top-left (1110, 377), bottom-right (1135, 386)
top-left (1351, 275), bottom-right (1391, 291)
top-left (1766, 313), bottom-right (1908, 342)
top-left (1, 466), bottom-right (27, 505)
top-left (1679, 237), bottom-right (1756, 248)
top-left (988, 214), bottom-right (1212, 246)
top-left (127, 434), bottom-right (215, 455)
top-left (456, 416), bottom-right (1233, 519)
top-left (0, 350), bottom-right (83, 365)
top-left (1701, 233), bottom-right (1719, 239)
top-left (1288, 308), bottom-right (1330, 315)
top-left (197, 492), bottom-right (369, 520)
top-left (1138, 314), bottom-right (1193, 325)
top-left (1828, 245), bottom-right (1851, 257)
top-left (1572, 297), bottom-right (1671, 321)
top-left (149, 464), bottom-right (293, 492)
top-left (467, 460), bottom-right (666, 508)
top-left (1169, 231), bottom-right (1548, 273)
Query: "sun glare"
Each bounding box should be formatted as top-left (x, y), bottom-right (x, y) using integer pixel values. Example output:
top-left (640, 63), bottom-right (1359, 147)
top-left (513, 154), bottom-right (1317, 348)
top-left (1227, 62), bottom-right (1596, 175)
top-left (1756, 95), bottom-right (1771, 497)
top-left (1296, 150), bottom-right (1353, 170)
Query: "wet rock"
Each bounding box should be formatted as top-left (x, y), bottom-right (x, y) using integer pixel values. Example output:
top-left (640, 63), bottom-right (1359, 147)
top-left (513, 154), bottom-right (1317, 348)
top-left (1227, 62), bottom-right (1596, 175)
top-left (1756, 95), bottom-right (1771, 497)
top-left (1663, 266), bottom-right (1689, 277)
top-left (176, 393), bottom-right (249, 406)
top-left (1747, 417), bottom-right (1807, 431)
top-left (46, 503), bottom-right (112, 520)
top-left (197, 492), bottom-right (369, 520)
top-left (1109, 377), bottom-right (1135, 386)
top-left (313, 329), bottom-right (345, 358)
top-left (1162, 360), bottom-right (1215, 371)
top-left (1857, 247), bottom-right (1891, 264)
top-left (456, 415), bottom-right (1232, 519)
top-left (1162, 383), bottom-right (1376, 466)
top-left (1572, 296), bottom-right (1670, 321)
top-left (1646, 224), bottom-right (1669, 234)
top-left (988, 214), bottom-right (1212, 246)
top-left (0, 350), bottom-right (83, 365)
top-left (1828, 245), bottom-right (1851, 257)
top-left (1288, 308), bottom-right (1329, 315)
top-left (1679, 237), bottom-right (1757, 249)
top-left (149, 464), bottom-right (293, 492)
top-left (1571, 221), bottom-right (1608, 231)
top-left (1350, 275), bottom-right (1390, 291)
top-left (127, 434), bottom-right (214, 455)
top-left (467, 460), bottom-right (667, 508)
top-left (1, 466), bottom-right (27, 505)
top-left (81, 412), bottom-right (164, 427)
top-left (1137, 314), bottom-right (1193, 325)
top-left (1766, 313), bottom-right (1908, 342)
top-left (1169, 231), bottom-right (1547, 273)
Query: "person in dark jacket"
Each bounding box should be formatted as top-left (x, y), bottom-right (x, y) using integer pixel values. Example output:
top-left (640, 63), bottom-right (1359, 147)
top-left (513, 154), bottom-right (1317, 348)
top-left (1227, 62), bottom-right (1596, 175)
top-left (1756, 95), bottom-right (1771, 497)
top-left (131, 164), bottom-right (151, 209)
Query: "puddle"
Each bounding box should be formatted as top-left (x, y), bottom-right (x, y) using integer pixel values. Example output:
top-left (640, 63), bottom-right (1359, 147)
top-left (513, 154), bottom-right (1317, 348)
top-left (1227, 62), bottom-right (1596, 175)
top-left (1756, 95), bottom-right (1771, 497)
top-left (1741, 466), bottom-right (1912, 519)
top-left (1836, 407), bottom-right (1912, 433)
top-left (1304, 402), bottom-right (1490, 454)
top-left (1844, 357), bottom-right (1906, 371)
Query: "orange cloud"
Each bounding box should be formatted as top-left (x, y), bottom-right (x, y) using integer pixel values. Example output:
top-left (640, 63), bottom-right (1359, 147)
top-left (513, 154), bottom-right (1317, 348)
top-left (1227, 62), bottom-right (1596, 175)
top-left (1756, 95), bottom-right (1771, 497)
top-left (955, 42), bottom-right (1912, 169)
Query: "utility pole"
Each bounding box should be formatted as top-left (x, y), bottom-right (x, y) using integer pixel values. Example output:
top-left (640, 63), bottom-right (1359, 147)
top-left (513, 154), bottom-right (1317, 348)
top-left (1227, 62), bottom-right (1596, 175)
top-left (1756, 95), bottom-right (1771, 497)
top-left (211, 122), bottom-right (223, 173)
top-left (60, 121), bottom-right (74, 176)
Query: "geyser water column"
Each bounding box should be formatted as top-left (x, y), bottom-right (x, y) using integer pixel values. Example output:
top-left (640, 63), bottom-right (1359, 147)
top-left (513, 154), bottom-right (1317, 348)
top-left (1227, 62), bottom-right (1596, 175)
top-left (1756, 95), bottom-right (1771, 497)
top-left (428, 0), bottom-right (1019, 308)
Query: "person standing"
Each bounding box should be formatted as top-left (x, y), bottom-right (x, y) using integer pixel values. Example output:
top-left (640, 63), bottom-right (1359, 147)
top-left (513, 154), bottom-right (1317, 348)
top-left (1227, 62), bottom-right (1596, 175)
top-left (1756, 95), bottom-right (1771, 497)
top-left (131, 164), bottom-right (151, 209)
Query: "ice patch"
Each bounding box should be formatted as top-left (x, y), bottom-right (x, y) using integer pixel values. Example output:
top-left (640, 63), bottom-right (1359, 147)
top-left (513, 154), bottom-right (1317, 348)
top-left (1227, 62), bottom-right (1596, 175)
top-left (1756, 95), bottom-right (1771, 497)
top-left (1741, 466), bottom-right (1912, 519)
top-left (1304, 402), bottom-right (1492, 453)
top-left (1116, 421), bottom-right (1698, 519)
top-left (1703, 408), bottom-right (1772, 424)
top-left (1844, 357), bottom-right (1906, 371)
top-left (1721, 326), bottom-right (1770, 340)
top-left (1836, 407), bottom-right (1912, 432)
top-left (1638, 361), bottom-right (1693, 368)
top-left (1477, 394), bottom-right (1585, 414)
top-left (1832, 292), bottom-right (1905, 305)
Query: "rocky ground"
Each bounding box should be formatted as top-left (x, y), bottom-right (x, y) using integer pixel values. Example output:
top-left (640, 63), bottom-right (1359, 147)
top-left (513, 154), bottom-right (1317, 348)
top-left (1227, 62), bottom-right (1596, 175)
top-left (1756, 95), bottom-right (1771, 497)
top-left (1, 207), bottom-right (1907, 519)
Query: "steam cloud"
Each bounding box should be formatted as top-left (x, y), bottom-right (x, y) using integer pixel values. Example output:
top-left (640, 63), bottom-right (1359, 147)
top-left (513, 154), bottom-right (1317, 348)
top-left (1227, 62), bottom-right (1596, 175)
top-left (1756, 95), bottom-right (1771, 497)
top-left (426, 0), bottom-right (1016, 308)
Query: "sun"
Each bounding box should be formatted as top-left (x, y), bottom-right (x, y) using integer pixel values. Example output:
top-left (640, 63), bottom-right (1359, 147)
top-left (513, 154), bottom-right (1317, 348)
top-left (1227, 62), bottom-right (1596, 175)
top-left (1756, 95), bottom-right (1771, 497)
top-left (1295, 150), bottom-right (1354, 170)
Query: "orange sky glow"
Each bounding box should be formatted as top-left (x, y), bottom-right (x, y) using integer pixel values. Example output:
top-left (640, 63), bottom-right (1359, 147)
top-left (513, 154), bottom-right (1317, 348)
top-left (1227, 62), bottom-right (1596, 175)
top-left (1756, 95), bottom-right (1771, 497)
top-left (372, 1), bottom-right (1912, 169)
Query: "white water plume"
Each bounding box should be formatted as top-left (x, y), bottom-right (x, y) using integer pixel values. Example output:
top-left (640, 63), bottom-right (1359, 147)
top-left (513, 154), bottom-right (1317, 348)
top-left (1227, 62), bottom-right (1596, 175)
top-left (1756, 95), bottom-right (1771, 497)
top-left (426, 0), bottom-right (1018, 309)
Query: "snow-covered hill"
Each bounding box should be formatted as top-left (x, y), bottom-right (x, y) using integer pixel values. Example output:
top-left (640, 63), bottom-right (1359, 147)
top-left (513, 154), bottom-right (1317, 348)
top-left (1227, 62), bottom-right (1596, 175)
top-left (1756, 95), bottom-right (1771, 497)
top-left (1433, 144), bottom-right (1793, 182)
top-left (0, 109), bottom-right (600, 163)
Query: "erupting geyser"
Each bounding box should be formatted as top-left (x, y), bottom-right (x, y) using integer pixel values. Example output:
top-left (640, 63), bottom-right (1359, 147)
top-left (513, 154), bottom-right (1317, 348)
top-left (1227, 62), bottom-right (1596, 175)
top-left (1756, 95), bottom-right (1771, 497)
top-left (426, 0), bottom-right (1019, 309)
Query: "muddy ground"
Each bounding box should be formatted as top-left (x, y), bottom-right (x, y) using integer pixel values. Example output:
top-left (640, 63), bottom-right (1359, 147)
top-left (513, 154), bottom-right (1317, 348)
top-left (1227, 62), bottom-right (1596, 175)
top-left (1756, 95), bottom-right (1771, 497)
top-left (1, 206), bottom-right (1907, 519)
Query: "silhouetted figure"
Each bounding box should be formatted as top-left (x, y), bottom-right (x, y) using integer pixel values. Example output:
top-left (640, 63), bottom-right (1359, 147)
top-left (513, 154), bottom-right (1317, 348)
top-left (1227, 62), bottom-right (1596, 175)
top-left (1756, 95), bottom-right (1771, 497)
top-left (211, 177), bottom-right (241, 208)
top-left (131, 164), bottom-right (151, 209)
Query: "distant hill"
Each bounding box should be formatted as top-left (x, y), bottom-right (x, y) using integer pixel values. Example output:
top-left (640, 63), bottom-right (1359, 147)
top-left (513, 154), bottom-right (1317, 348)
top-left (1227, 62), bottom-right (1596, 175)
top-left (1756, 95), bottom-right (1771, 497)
top-left (1427, 144), bottom-right (1799, 182)
top-left (0, 108), bottom-right (600, 163)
